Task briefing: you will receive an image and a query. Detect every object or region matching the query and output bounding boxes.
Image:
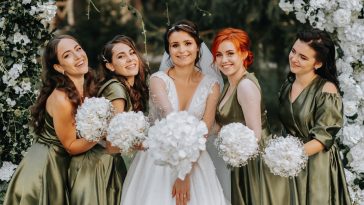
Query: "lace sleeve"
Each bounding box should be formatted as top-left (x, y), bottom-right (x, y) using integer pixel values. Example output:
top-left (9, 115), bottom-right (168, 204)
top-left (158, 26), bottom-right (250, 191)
top-left (148, 75), bottom-right (174, 122)
top-left (202, 80), bottom-right (220, 134)
top-left (237, 78), bottom-right (262, 141)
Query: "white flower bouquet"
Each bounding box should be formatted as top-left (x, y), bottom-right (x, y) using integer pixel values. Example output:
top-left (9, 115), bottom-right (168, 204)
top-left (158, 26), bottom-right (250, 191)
top-left (107, 111), bottom-right (150, 155)
top-left (262, 135), bottom-right (308, 177)
top-left (75, 97), bottom-right (114, 142)
top-left (215, 122), bottom-right (259, 167)
top-left (144, 111), bottom-right (208, 180)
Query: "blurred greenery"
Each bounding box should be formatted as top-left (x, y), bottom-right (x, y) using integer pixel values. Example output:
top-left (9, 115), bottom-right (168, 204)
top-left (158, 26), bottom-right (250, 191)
top-left (57, 0), bottom-right (311, 133)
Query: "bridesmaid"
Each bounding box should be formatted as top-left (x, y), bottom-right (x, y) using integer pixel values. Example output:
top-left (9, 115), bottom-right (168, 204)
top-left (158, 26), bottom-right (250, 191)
top-left (68, 35), bottom-right (149, 205)
top-left (212, 28), bottom-right (289, 205)
top-left (3, 35), bottom-right (97, 205)
top-left (278, 29), bottom-right (351, 204)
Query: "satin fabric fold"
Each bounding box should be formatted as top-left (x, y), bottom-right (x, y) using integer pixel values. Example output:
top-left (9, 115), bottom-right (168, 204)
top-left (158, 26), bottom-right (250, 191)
top-left (216, 73), bottom-right (289, 205)
top-left (4, 112), bottom-right (71, 205)
top-left (278, 76), bottom-right (351, 205)
top-left (68, 79), bottom-right (129, 205)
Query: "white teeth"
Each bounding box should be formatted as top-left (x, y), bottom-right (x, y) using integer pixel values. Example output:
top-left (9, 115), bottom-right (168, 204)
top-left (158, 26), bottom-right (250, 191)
top-left (126, 64), bottom-right (136, 69)
top-left (76, 60), bottom-right (84, 67)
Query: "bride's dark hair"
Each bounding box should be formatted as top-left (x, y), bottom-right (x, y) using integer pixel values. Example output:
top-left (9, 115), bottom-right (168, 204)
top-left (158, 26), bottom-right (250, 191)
top-left (163, 19), bottom-right (203, 67)
top-left (31, 35), bottom-right (96, 135)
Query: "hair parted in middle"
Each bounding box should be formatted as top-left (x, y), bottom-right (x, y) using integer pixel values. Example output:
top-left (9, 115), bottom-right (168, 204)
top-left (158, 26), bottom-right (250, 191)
top-left (211, 28), bottom-right (254, 69)
top-left (163, 19), bottom-right (203, 67)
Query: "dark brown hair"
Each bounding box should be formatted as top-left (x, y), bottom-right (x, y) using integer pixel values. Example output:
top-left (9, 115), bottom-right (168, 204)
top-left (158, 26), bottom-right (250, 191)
top-left (163, 20), bottom-right (203, 67)
top-left (288, 29), bottom-right (339, 88)
top-left (99, 35), bottom-right (149, 112)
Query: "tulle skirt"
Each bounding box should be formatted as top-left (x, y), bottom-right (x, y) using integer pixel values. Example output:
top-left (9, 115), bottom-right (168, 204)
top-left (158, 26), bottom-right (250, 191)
top-left (121, 150), bottom-right (229, 205)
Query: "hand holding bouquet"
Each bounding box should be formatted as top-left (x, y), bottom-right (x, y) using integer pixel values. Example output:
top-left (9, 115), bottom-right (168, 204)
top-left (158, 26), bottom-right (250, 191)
top-left (262, 135), bottom-right (308, 177)
top-left (75, 97), bottom-right (113, 142)
top-left (215, 122), bottom-right (259, 167)
top-left (144, 111), bottom-right (208, 180)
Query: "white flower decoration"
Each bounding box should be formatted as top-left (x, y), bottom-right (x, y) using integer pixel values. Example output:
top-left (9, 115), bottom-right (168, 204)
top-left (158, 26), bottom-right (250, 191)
top-left (0, 161), bottom-right (18, 182)
top-left (107, 111), bottom-right (149, 155)
top-left (75, 97), bottom-right (114, 142)
top-left (144, 111), bottom-right (208, 180)
top-left (215, 123), bottom-right (259, 167)
top-left (263, 135), bottom-right (308, 177)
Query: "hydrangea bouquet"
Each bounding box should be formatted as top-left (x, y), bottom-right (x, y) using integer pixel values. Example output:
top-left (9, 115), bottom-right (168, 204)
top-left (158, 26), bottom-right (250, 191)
top-left (215, 122), bottom-right (259, 167)
top-left (263, 135), bottom-right (308, 177)
top-left (144, 111), bottom-right (208, 180)
top-left (107, 111), bottom-right (149, 155)
top-left (75, 97), bottom-right (114, 142)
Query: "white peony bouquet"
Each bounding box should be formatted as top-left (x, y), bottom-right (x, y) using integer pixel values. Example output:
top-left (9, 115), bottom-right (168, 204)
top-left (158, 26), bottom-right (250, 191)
top-left (75, 97), bottom-right (114, 142)
top-left (262, 135), bottom-right (308, 177)
top-left (215, 122), bottom-right (259, 167)
top-left (107, 111), bottom-right (149, 155)
top-left (144, 111), bottom-right (208, 180)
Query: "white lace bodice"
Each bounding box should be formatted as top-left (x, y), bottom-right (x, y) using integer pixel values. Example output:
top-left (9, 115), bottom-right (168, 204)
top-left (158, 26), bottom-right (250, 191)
top-left (148, 71), bottom-right (219, 123)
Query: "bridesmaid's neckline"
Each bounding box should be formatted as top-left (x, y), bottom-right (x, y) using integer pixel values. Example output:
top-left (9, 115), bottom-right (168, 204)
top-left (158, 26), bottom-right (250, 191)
top-left (289, 75), bottom-right (319, 104)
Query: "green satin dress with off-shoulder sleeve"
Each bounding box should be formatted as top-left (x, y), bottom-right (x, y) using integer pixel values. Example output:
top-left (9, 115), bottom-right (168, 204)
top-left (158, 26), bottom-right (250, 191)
top-left (3, 112), bottom-right (71, 205)
top-left (216, 72), bottom-right (290, 205)
top-left (278, 76), bottom-right (351, 205)
top-left (68, 79), bottom-right (129, 205)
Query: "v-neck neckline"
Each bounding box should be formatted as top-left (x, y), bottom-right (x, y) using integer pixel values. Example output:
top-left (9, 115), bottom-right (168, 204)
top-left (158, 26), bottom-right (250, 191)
top-left (289, 76), bottom-right (318, 104)
top-left (218, 73), bottom-right (249, 111)
top-left (163, 71), bottom-right (206, 112)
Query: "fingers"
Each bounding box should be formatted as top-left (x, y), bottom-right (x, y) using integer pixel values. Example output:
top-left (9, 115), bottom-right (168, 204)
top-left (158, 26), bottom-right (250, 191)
top-left (173, 177), bottom-right (191, 205)
top-left (172, 184), bottom-right (176, 197)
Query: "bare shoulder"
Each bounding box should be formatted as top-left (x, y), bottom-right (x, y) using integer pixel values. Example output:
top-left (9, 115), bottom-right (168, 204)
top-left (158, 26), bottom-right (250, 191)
top-left (237, 78), bottom-right (260, 94)
top-left (322, 82), bottom-right (338, 94)
top-left (47, 89), bottom-right (73, 116)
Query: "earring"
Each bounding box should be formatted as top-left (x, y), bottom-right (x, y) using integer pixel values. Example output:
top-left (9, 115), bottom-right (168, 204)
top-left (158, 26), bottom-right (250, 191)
top-left (61, 70), bottom-right (65, 75)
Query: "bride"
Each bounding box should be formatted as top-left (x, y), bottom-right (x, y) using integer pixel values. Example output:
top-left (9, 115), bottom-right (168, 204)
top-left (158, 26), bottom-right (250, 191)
top-left (121, 20), bottom-right (228, 205)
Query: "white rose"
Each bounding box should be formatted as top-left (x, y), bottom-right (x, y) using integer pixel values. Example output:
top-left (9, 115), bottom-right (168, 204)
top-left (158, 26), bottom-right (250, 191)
top-left (333, 9), bottom-right (352, 27)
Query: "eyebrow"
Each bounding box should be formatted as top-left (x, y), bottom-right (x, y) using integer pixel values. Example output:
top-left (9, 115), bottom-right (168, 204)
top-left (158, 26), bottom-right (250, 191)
top-left (61, 45), bottom-right (79, 57)
top-left (217, 49), bottom-right (234, 53)
top-left (292, 47), bottom-right (309, 59)
top-left (115, 49), bottom-right (134, 56)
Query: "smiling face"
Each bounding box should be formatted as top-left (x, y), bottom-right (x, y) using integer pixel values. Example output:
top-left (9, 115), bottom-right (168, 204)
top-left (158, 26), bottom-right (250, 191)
top-left (215, 40), bottom-right (246, 77)
top-left (289, 39), bottom-right (322, 77)
top-left (168, 31), bottom-right (199, 68)
top-left (54, 38), bottom-right (88, 77)
top-left (106, 42), bottom-right (140, 80)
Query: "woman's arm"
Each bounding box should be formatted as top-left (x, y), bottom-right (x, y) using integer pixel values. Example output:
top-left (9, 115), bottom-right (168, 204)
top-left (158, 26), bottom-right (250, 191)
top-left (202, 83), bottom-right (221, 133)
top-left (48, 90), bottom-right (96, 155)
top-left (304, 82), bottom-right (339, 156)
top-left (149, 76), bottom-right (174, 117)
top-left (237, 79), bottom-right (262, 141)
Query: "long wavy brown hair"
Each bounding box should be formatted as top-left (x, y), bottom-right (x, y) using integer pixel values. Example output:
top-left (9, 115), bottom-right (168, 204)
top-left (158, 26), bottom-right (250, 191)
top-left (31, 35), bottom-right (97, 135)
top-left (98, 35), bottom-right (149, 112)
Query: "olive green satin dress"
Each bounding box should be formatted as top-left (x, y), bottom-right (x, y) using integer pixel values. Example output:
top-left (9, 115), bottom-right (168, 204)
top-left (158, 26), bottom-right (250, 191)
top-left (68, 79), bottom-right (129, 205)
top-left (4, 112), bottom-right (71, 205)
top-left (216, 73), bottom-right (289, 205)
top-left (278, 76), bottom-right (351, 205)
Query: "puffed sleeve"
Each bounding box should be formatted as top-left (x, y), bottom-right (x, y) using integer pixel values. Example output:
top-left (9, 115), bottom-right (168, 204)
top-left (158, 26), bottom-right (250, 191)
top-left (309, 92), bottom-right (343, 150)
top-left (101, 81), bottom-right (128, 102)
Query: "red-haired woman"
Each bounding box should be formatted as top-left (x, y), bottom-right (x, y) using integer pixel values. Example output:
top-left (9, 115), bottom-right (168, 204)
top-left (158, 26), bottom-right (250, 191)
top-left (212, 28), bottom-right (288, 205)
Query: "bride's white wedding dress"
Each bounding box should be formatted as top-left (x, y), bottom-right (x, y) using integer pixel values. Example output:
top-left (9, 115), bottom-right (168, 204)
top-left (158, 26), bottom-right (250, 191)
top-left (121, 71), bottom-right (228, 205)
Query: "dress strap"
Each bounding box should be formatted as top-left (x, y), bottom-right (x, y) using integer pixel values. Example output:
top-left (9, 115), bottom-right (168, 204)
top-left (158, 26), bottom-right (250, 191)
top-left (97, 79), bottom-right (120, 97)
